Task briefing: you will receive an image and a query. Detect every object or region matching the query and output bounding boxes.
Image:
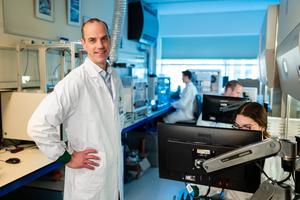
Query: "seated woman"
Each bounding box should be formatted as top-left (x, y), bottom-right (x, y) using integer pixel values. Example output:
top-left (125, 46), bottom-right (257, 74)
top-left (233, 102), bottom-right (270, 139)
top-left (228, 102), bottom-right (287, 199)
top-left (184, 103), bottom-right (284, 199)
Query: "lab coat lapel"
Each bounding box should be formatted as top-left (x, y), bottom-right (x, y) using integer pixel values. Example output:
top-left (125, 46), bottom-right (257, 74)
top-left (84, 60), bottom-right (114, 107)
top-left (111, 75), bottom-right (117, 100)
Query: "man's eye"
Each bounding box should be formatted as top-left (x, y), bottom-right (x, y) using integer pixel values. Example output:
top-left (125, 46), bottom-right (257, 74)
top-left (102, 37), bottom-right (109, 42)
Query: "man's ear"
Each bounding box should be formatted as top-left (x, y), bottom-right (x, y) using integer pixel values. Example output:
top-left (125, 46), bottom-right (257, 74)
top-left (80, 39), bottom-right (87, 50)
top-left (224, 88), bottom-right (232, 95)
top-left (80, 38), bottom-right (85, 45)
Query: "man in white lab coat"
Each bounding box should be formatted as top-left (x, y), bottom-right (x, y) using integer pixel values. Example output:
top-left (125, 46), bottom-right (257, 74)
top-left (164, 70), bottom-right (198, 123)
top-left (222, 80), bottom-right (243, 98)
top-left (28, 18), bottom-right (123, 200)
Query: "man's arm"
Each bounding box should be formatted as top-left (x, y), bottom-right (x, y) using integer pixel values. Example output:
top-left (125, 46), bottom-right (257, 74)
top-left (27, 76), bottom-right (100, 170)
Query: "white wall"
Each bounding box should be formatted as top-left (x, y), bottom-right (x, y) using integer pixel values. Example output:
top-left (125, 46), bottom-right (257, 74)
top-left (2, 0), bottom-right (114, 41)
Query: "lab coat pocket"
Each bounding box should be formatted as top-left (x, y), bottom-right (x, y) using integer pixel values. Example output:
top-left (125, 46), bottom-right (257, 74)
top-left (74, 152), bottom-right (106, 191)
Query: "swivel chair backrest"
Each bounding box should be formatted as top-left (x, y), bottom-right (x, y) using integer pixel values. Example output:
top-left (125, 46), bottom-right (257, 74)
top-left (193, 94), bottom-right (202, 120)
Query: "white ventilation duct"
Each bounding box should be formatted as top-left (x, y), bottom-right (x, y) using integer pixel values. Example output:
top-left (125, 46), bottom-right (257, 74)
top-left (109, 0), bottom-right (127, 65)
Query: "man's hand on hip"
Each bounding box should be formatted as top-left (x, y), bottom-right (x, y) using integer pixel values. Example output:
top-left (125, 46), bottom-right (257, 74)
top-left (66, 149), bottom-right (100, 170)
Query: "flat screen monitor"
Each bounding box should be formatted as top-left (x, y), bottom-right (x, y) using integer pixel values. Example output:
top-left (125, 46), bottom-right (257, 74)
top-left (158, 123), bottom-right (262, 193)
top-left (202, 94), bottom-right (248, 124)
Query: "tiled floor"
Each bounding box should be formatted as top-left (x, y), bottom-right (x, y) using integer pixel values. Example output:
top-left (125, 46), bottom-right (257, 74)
top-left (124, 168), bottom-right (184, 200)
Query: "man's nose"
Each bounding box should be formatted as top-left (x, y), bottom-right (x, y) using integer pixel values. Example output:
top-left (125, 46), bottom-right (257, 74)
top-left (96, 40), bottom-right (104, 48)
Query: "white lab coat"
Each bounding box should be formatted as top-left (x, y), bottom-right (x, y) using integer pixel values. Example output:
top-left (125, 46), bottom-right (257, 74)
top-left (28, 58), bottom-right (124, 200)
top-left (164, 82), bottom-right (198, 123)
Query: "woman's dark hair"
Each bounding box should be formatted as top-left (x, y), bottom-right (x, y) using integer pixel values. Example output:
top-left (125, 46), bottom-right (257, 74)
top-left (236, 102), bottom-right (270, 139)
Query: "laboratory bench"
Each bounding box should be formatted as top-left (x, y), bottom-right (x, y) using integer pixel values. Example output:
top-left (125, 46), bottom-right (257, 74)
top-left (0, 104), bottom-right (172, 198)
top-left (0, 147), bottom-right (62, 197)
top-left (122, 104), bottom-right (172, 134)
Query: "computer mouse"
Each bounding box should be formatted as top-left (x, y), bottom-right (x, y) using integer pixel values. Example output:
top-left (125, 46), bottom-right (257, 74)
top-left (5, 158), bottom-right (21, 164)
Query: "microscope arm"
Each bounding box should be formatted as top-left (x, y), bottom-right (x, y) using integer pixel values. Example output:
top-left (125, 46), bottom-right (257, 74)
top-left (200, 138), bottom-right (297, 200)
top-left (202, 138), bottom-right (282, 173)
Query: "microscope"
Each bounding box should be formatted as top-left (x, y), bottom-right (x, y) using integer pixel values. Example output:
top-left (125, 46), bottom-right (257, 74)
top-left (199, 136), bottom-right (300, 200)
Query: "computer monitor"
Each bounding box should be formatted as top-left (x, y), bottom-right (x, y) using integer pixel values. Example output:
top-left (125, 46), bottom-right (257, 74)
top-left (202, 94), bottom-right (248, 124)
top-left (158, 123), bottom-right (262, 193)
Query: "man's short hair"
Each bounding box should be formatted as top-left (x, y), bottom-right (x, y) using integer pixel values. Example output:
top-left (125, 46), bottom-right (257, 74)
top-left (225, 80), bottom-right (242, 92)
top-left (81, 18), bottom-right (109, 39)
top-left (182, 70), bottom-right (192, 80)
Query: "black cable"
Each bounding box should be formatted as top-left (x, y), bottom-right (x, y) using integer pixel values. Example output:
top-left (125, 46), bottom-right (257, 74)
top-left (255, 162), bottom-right (275, 183)
top-left (276, 172), bottom-right (292, 184)
top-left (22, 144), bottom-right (37, 149)
top-left (255, 162), bottom-right (292, 186)
top-left (196, 186), bottom-right (211, 199)
top-left (7, 139), bottom-right (20, 146)
top-left (194, 187), bottom-right (225, 200)
top-left (190, 185), bottom-right (210, 199)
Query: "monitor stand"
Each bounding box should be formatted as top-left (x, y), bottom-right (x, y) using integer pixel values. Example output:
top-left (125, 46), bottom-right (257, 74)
top-left (250, 181), bottom-right (291, 200)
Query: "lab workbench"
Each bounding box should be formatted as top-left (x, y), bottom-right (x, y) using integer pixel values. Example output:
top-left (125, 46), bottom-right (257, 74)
top-left (0, 105), bottom-right (172, 197)
top-left (122, 105), bottom-right (172, 134)
top-left (0, 148), bottom-right (62, 197)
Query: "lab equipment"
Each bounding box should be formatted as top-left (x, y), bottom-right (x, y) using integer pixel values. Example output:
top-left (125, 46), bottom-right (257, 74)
top-left (158, 123), bottom-right (262, 193)
top-left (122, 77), bottom-right (148, 119)
top-left (190, 70), bottom-right (221, 94)
top-left (128, 0), bottom-right (159, 45)
top-left (148, 74), bottom-right (157, 107)
top-left (258, 5), bottom-right (282, 117)
top-left (238, 78), bottom-right (260, 94)
top-left (276, 0), bottom-right (300, 101)
top-left (117, 52), bottom-right (148, 123)
top-left (156, 76), bottom-right (171, 109)
top-left (259, 5), bottom-right (280, 88)
top-left (131, 67), bottom-right (147, 80)
top-left (18, 42), bottom-right (86, 92)
top-left (201, 94), bottom-right (248, 124)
